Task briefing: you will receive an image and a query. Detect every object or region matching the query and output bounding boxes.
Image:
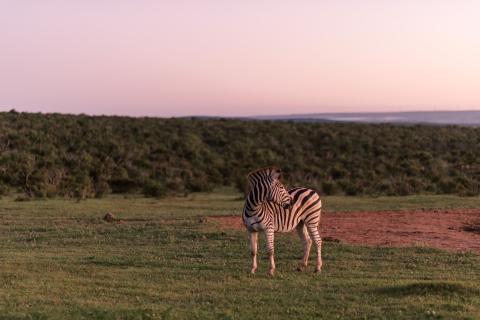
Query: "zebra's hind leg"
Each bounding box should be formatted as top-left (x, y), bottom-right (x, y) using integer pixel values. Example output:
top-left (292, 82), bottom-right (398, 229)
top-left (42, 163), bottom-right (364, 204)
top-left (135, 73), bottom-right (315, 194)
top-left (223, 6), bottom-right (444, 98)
top-left (249, 231), bottom-right (258, 274)
top-left (306, 221), bottom-right (323, 273)
top-left (296, 222), bottom-right (312, 272)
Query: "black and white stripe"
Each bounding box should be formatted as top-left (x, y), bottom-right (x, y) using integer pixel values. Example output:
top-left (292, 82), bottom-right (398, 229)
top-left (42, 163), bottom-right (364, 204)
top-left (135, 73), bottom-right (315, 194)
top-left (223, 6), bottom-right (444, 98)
top-left (243, 167), bottom-right (323, 275)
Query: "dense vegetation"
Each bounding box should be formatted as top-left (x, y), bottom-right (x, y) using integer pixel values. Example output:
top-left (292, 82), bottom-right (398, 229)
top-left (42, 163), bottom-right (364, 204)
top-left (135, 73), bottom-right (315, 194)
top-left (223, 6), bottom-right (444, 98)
top-left (0, 110), bottom-right (479, 198)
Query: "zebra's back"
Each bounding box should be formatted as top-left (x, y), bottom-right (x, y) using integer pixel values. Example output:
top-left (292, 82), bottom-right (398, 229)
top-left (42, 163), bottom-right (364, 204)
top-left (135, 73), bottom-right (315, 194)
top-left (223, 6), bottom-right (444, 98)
top-left (271, 187), bottom-right (322, 232)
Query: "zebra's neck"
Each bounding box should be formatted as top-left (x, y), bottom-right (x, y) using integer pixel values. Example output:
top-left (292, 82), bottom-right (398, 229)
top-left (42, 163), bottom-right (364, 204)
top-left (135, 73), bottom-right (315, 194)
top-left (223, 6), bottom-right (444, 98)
top-left (243, 190), bottom-right (265, 217)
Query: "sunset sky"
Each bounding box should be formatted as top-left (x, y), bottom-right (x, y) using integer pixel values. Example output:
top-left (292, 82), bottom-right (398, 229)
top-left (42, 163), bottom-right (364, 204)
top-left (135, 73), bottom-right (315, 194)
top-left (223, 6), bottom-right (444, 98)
top-left (1, 1), bottom-right (480, 117)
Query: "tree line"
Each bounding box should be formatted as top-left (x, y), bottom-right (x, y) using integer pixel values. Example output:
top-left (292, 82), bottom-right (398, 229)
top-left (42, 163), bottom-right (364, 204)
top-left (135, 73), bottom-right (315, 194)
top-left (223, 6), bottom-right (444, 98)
top-left (0, 110), bottom-right (479, 199)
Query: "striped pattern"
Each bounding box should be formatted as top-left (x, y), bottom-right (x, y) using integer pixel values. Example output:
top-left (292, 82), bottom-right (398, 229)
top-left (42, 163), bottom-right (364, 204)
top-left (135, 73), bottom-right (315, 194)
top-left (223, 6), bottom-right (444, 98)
top-left (243, 167), bottom-right (323, 276)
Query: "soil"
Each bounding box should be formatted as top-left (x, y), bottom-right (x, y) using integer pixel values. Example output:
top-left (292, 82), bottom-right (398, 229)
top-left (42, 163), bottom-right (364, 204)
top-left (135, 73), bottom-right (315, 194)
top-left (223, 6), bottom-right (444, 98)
top-left (211, 209), bottom-right (480, 254)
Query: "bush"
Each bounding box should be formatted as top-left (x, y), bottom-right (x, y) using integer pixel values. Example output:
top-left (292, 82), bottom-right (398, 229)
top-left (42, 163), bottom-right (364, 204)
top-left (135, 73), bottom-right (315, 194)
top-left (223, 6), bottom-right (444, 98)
top-left (321, 182), bottom-right (340, 195)
top-left (109, 178), bottom-right (139, 193)
top-left (0, 183), bottom-right (8, 196)
top-left (1, 111), bottom-right (480, 198)
top-left (143, 181), bottom-right (167, 198)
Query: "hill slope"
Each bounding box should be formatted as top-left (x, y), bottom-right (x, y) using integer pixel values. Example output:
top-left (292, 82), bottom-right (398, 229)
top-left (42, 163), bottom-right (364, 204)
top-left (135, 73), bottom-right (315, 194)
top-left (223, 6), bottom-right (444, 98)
top-left (0, 111), bottom-right (479, 198)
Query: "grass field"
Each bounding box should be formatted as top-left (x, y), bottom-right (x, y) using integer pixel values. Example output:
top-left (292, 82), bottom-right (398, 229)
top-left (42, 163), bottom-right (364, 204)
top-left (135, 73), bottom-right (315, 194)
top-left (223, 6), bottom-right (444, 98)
top-left (1, 191), bottom-right (479, 319)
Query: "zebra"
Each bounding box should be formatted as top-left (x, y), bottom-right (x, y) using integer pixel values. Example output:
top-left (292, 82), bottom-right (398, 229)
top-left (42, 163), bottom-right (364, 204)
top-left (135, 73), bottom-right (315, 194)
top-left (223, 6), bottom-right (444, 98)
top-left (242, 167), bottom-right (323, 276)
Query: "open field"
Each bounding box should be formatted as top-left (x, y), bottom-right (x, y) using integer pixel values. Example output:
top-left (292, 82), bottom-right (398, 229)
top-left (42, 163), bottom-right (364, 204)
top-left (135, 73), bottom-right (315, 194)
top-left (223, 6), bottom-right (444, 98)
top-left (1, 191), bottom-right (480, 319)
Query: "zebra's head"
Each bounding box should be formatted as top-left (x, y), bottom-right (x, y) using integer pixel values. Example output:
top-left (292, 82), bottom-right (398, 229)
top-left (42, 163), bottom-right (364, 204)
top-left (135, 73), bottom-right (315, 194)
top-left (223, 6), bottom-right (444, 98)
top-left (247, 167), bottom-right (292, 209)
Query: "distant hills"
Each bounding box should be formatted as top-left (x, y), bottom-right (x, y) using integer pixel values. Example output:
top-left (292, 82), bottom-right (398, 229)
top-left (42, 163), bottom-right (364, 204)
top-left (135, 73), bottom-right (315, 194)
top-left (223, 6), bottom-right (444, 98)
top-left (1, 110), bottom-right (479, 198)
top-left (5, 108), bottom-right (480, 125)
top-left (253, 110), bottom-right (480, 126)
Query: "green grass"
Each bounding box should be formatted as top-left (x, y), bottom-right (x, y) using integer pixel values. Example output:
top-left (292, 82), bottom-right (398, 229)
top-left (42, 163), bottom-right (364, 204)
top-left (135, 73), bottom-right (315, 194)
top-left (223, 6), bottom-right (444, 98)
top-left (0, 192), bottom-right (479, 319)
top-left (324, 194), bottom-right (480, 212)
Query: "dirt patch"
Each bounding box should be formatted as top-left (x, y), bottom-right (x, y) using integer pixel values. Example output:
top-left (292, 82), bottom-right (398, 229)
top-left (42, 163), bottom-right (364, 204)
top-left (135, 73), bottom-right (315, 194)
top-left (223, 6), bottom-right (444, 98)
top-left (210, 209), bottom-right (480, 254)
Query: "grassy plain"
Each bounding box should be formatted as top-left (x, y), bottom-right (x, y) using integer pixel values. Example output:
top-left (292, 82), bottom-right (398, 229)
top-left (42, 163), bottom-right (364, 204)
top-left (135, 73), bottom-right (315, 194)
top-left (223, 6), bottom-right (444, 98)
top-left (0, 191), bottom-right (479, 319)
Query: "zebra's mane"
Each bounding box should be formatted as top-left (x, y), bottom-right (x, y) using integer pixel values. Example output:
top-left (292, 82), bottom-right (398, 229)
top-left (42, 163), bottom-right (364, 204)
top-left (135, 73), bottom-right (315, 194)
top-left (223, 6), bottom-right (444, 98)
top-left (246, 167), bottom-right (284, 192)
top-left (246, 166), bottom-right (281, 179)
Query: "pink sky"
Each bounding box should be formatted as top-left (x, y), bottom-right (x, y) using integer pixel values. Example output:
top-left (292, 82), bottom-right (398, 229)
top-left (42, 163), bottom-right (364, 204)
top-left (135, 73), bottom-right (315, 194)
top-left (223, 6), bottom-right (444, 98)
top-left (1, 1), bottom-right (480, 117)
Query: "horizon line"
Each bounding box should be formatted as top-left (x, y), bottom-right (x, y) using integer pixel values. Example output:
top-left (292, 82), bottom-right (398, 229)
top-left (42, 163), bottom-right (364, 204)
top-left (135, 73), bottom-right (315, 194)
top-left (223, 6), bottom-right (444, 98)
top-left (2, 106), bottom-right (480, 119)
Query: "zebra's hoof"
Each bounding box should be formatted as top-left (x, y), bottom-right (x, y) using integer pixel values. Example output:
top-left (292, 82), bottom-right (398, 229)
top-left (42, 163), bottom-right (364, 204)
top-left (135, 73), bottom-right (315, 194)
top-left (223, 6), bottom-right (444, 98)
top-left (314, 269), bottom-right (322, 273)
top-left (250, 268), bottom-right (257, 274)
top-left (267, 270), bottom-right (275, 277)
top-left (296, 264), bottom-right (307, 272)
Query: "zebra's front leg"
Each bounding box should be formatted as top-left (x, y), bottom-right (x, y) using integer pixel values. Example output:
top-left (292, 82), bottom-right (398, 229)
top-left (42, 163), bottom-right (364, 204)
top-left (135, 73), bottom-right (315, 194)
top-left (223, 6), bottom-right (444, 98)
top-left (249, 231), bottom-right (258, 274)
top-left (265, 228), bottom-right (275, 276)
top-left (306, 223), bottom-right (323, 273)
